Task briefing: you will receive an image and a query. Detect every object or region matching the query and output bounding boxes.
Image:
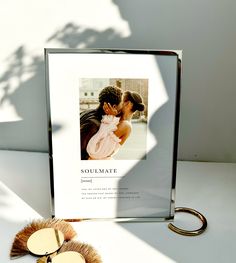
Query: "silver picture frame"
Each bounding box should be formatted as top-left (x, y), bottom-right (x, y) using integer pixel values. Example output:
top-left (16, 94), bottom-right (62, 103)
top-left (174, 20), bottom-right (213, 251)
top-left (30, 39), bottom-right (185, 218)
top-left (45, 48), bottom-right (181, 222)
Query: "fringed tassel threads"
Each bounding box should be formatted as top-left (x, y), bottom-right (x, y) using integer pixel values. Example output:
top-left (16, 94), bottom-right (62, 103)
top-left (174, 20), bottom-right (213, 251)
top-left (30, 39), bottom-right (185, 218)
top-left (10, 219), bottom-right (77, 258)
top-left (58, 240), bottom-right (102, 263)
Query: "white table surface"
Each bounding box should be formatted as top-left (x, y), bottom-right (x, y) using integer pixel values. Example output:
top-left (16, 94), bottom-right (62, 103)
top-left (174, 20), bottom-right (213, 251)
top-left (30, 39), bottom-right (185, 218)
top-left (0, 150), bottom-right (235, 263)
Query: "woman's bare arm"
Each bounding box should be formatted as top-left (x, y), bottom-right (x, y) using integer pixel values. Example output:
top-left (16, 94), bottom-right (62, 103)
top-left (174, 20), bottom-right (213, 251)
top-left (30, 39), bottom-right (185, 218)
top-left (114, 121), bottom-right (131, 145)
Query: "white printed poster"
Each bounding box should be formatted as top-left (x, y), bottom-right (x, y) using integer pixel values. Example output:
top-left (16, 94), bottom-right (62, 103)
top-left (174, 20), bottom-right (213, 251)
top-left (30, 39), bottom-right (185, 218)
top-left (45, 49), bottom-right (181, 220)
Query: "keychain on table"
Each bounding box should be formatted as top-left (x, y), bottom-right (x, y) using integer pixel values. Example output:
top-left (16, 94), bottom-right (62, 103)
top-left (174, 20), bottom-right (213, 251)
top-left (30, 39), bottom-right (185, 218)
top-left (10, 218), bottom-right (102, 263)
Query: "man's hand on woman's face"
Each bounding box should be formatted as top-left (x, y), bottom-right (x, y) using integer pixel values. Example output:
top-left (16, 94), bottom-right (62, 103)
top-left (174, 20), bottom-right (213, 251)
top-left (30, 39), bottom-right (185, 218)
top-left (103, 102), bottom-right (118, 116)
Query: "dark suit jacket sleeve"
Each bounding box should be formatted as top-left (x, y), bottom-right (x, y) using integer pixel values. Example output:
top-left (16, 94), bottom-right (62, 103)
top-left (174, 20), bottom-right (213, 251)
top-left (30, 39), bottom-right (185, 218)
top-left (80, 120), bottom-right (99, 159)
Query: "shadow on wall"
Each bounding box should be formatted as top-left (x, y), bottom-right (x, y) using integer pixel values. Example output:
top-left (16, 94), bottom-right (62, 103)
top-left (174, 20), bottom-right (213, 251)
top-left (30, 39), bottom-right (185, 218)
top-left (0, 47), bottom-right (48, 151)
top-left (0, 23), bottom-right (128, 152)
top-left (47, 23), bottom-right (124, 48)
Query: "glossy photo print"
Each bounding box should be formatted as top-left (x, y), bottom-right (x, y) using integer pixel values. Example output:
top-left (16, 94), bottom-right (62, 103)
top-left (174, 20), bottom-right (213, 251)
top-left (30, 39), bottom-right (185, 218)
top-left (45, 49), bottom-right (181, 221)
top-left (79, 78), bottom-right (148, 161)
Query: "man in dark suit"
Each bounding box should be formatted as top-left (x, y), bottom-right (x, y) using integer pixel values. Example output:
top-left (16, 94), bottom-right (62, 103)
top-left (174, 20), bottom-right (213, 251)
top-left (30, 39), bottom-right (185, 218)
top-left (80, 86), bottom-right (123, 160)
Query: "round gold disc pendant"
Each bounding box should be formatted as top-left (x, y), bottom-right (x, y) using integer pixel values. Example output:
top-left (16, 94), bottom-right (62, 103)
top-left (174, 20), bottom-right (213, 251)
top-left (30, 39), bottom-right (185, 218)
top-left (27, 228), bottom-right (64, 255)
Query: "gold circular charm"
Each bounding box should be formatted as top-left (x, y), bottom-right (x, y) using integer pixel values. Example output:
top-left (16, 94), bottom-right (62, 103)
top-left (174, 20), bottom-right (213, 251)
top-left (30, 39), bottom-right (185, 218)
top-left (52, 251), bottom-right (86, 263)
top-left (27, 228), bottom-right (64, 255)
top-left (168, 207), bottom-right (207, 236)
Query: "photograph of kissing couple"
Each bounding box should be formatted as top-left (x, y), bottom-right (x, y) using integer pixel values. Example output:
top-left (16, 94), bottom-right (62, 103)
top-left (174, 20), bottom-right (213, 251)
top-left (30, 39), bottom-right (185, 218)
top-left (80, 78), bottom-right (148, 160)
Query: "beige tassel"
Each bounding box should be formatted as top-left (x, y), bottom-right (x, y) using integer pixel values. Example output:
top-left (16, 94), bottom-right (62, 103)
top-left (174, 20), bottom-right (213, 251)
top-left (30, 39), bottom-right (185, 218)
top-left (10, 218), bottom-right (77, 258)
top-left (58, 240), bottom-right (102, 263)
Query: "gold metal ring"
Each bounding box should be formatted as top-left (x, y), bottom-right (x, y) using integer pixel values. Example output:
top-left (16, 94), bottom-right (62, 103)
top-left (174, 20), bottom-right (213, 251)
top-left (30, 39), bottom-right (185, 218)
top-left (168, 207), bottom-right (207, 236)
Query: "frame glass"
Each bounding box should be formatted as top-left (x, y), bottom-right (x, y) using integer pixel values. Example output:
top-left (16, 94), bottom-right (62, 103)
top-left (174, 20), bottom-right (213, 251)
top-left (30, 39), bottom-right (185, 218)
top-left (45, 48), bottom-right (181, 221)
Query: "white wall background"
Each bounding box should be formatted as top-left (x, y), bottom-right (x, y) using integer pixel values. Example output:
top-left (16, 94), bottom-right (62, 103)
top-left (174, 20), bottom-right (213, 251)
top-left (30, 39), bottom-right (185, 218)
top-left (0, 0), bottom-right (235, 162)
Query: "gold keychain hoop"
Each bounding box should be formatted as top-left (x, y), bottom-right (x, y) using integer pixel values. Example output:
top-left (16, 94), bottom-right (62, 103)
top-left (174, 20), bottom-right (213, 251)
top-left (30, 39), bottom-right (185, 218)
top-left (168, 207), bottom-right (207, 236)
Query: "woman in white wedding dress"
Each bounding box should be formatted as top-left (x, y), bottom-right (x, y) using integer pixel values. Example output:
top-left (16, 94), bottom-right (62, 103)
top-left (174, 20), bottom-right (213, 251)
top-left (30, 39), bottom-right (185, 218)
top-left (86, 91), bottom-right (145, 160)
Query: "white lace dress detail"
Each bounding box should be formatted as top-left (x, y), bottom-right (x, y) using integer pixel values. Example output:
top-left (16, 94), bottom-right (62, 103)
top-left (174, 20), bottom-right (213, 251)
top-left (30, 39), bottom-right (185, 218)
top-left (86, 115), bottom-right (121, 160)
